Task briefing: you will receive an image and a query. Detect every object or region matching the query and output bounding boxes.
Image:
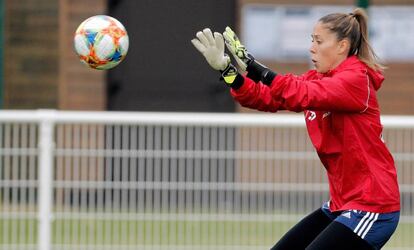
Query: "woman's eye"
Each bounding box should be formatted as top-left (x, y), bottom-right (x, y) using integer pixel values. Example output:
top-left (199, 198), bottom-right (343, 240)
top-left (311, 39), bottom-right (321, 44)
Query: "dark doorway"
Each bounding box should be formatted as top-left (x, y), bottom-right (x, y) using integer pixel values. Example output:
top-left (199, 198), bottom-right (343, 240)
top-left (107, 0), bottom-right (236, 112)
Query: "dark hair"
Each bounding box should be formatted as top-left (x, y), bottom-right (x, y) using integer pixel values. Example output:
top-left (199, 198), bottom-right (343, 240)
top-left (319, 8), bottom-right (385, 71)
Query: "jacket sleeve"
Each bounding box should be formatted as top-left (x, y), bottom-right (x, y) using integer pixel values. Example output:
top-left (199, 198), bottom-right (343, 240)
top-left (230, 75), bottom-right (285, 113)
top-left (269, 68), bottom-right (370, 112)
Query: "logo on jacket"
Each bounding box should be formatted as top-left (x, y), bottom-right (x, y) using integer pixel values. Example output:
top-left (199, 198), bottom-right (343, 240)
top-left (307, 111), bottom-right (316, 121)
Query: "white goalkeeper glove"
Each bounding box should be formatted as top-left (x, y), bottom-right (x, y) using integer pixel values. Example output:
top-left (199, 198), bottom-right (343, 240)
top-left (191, 28), bottom-right (230, 71)
top-left (192, 28), bottom-right (239, 86)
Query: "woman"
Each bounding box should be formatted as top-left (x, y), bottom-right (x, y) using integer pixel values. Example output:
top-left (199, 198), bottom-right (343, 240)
top-left (191, 8), bottom-right (400, 250)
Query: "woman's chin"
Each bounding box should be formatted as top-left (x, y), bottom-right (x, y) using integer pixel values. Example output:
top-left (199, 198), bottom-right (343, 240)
top-left (315, 67), bottom-right (328, 74)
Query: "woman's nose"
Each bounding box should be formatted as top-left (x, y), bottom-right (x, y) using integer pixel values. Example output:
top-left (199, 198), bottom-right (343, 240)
top-left (309, 44), bottom-right (316, 54)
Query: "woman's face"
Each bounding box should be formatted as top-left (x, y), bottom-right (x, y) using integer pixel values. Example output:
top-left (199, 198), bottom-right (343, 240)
top-left (310, 22), bottom-right (348, 73)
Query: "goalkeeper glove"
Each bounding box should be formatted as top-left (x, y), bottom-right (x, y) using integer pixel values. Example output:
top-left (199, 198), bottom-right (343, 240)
top-left (222, 26), bottom-right (252, 71)
top-left (191, 28), bottom-right (241, 87)
top-left (223, 26), bottom-right (277, 86)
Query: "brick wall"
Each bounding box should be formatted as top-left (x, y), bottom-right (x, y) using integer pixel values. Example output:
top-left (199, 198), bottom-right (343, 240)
top-left (4, 0), bottom-right (106, 110)
top-left (4, 0), bottom-right (59, 108)
top-left (379, 63), bottom-right (414, 114)
top-left (58, 0), bottom-right (106, 110)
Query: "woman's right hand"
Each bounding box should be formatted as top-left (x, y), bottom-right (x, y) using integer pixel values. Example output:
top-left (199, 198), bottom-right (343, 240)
top-left (223, 26), bottom-right (252, 71)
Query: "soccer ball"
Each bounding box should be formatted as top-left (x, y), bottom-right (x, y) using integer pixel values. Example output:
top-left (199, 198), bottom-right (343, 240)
top-left (74, 15), bottom-right (129, 70)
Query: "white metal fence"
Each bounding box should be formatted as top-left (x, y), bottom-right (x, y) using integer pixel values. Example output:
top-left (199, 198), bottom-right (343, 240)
top-left (0, 110), bottom-right (413, 250)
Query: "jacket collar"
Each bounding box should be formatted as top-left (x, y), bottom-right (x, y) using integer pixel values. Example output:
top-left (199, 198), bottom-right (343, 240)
top-left (317, 55), bottom-right (359, 78)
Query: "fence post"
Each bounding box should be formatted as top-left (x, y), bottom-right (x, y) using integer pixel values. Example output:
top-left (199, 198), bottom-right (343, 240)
top-left (38, 110), bottom-right (56, 250)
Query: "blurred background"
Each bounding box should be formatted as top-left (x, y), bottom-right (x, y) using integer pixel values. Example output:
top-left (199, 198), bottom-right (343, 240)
top-left (1, 0), bottom-right (414, 113)
top-left (0, 0), bottom-right (414, 250)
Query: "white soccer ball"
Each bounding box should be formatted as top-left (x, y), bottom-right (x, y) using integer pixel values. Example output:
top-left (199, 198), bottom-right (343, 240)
top-left (74, 15), bottom-right (129, 70)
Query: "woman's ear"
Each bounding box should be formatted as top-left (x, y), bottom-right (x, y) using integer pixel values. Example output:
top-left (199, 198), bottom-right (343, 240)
top-left (338, 39), bottom-right (351, 55)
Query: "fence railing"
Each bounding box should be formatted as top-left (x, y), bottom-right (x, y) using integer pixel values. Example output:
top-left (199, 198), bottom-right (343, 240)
top-left (0, 110), bottom-right (413, 250)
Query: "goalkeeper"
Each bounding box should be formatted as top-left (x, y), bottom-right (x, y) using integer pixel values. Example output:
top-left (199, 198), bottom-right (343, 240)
top-left (191, 8), bottom-right (400, 250)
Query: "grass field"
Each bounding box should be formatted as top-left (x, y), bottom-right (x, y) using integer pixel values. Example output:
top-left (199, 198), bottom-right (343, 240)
top-left (0, 217), bottom-right (413, 248)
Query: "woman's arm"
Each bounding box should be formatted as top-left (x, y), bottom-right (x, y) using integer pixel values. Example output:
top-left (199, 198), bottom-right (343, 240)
top-left (269, 69), bottom-right (371, 112)
top-left (230, 75), bottom-right (285, 113)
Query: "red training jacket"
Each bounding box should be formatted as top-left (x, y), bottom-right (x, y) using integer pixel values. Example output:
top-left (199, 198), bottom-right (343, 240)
top-left (231, 55), bottom-right (400, 213)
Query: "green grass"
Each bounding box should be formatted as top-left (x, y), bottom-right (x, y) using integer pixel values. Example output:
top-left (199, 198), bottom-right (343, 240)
top-left (51, 219), bottom-right (295, 245)
top-left (0, 217), bottom-right (413, 248)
